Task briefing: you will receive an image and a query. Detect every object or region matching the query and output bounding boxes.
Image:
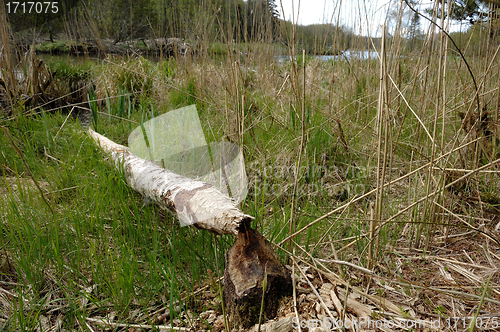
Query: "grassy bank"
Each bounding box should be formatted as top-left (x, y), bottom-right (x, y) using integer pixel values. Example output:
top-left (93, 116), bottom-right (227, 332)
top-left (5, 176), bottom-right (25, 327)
top-left (1, 33), bottom-right (500, 331)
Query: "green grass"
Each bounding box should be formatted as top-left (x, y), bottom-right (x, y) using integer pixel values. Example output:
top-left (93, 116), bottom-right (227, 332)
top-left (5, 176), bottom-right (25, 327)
top-left (46, 59), bottom-right (93, 83)
top-left (34, 41), bottom-right (72, 54)
top-left (0, 112), bottom-right (233, 329)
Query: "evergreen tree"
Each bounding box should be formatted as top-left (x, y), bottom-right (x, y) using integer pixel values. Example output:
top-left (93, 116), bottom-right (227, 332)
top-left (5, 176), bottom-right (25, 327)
top-left (266, 0), bottom-right (279, 21)
top-left (450, 0), bottom-right (488, 24)
top-left (408, 9), bottom-right (421, 49)
top-left (242, 0), bottom-right (279, 42)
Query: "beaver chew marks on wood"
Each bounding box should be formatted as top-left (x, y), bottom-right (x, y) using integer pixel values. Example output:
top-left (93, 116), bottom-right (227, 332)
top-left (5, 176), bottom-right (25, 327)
top-left (224, 226), bottom-right (292, 328)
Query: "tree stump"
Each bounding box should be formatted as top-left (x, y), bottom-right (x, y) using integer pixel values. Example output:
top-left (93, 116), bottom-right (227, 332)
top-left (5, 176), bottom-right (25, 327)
top-left (224, 225), bottom-right (292, 328)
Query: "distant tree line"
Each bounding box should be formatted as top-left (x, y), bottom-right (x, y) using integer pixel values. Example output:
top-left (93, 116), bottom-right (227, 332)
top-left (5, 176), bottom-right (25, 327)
top-left (6, 0), bottom-right (281, 43)
top-left (5, 0), bottom-right (361, 54)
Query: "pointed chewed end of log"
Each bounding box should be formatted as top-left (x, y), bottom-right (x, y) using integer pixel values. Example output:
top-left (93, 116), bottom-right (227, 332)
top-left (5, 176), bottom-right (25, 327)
top-left (223, 226), bottom-right (292, 328)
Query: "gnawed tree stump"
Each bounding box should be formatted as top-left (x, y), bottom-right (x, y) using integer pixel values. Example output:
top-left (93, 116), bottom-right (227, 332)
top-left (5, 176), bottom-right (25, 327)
top-left (224, 225), bottom-right (292, 328)
top-left (87, 128), bottom-right (292, 327)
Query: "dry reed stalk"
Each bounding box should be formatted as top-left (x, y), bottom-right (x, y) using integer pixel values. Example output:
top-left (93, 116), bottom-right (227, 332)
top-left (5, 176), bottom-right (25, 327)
top-left (0, 1), bottom-right (18, 112)
top-left (495, 74), bottom-right (500, 163)
top-left (388, 0), bottom-right (404, 79)
top-left (371, 25), bottom-right (389, 265)
top-left (85, 317), bottom-right (187, 331)
top-left (291, 256), bottom-right (302, 332)
top-left (435, 0), bottom-right (453, 241)
top-left (393, 62), bottom-right (424, 141)
top-left (421, 0), bottom-right (448, 251)
top-left (329, 235), bottom-right (343, 277)
top-left (28, 47), bottom-right (40, 98)
top-left (414, 0), bottom-right (439, 145)
top-left (82, 3), bottom-right (106, 55)
top-left (288, 49), bottom-right (306, 254)
top-left (412, 0), bottom-right (438, 248)
top-left (368, 201), bottom-right (375, 270)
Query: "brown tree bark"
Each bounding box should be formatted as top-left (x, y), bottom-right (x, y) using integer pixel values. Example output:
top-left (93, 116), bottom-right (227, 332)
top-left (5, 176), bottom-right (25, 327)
top-left (224, 225), bottom-right (292, 328)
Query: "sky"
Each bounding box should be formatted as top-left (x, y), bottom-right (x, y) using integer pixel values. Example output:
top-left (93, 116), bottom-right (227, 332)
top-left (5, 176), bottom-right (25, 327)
top-left (276, 0), bottom-right (393, 36)
top-left (276, 0), bottom-right (468, 37)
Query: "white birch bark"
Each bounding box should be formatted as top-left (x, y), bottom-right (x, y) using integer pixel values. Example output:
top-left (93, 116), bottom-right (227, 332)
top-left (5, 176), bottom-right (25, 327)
top-left (88, 128), bottom-right (252, 235)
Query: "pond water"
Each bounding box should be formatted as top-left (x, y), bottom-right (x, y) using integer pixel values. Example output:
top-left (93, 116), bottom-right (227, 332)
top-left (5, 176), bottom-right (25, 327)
top-left (3, 49), bottom-right (380, 82)
top-left (276, 49), bottom-right (379, 62)
top-left (0, 67), bottom-right (24, 81)
top-left (7, 48), bottom-right (382, 72)
top-left (1, 53), bottom-right (89, 82)
top-left (318, 50), bottom-right (379, 60)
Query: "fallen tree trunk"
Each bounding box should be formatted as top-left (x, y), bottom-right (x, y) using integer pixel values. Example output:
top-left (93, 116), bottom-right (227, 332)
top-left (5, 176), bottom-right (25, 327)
top-left (88, 128), bottom-right (252, 235)
top-left (88, 128), bottom-right (292, 327)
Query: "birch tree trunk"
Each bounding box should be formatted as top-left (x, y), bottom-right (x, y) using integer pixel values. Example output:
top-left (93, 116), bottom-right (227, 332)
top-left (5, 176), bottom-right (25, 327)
top-left (88, 128), bottom-right (292, 328)
top-left (88, 128), bottom-right (252, 235)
